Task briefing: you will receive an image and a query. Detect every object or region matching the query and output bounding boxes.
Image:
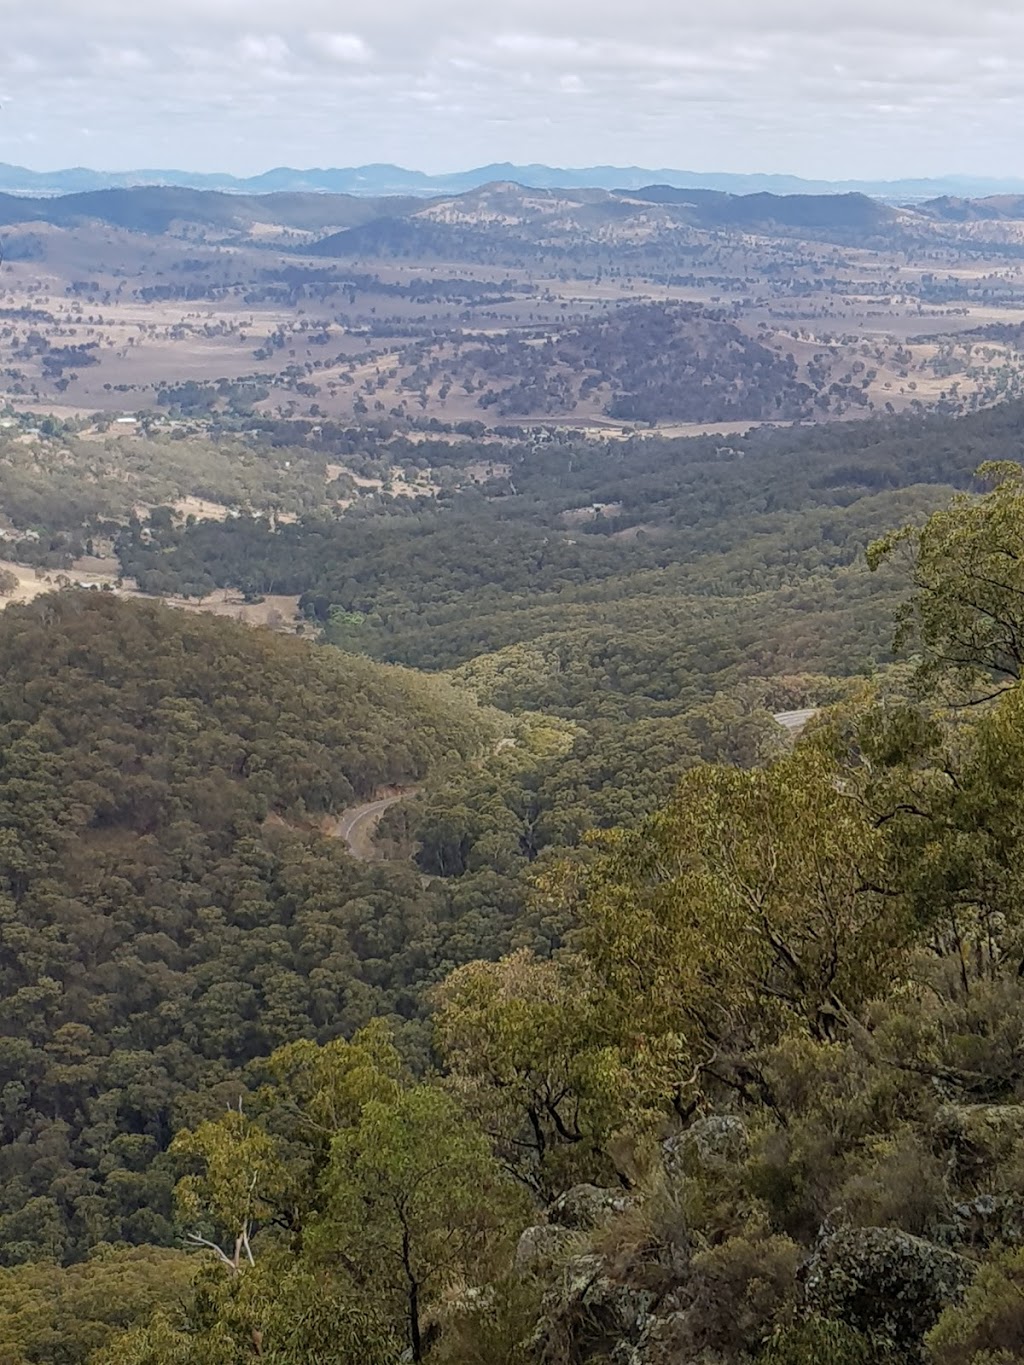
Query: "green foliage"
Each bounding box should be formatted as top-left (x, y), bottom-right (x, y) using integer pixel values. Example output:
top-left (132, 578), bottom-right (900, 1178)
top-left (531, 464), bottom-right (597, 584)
top-left (115, 400), bottom-right (1001, 699)
top-left (105, 400), bottom-right (1002, 894)
top-left (0, 593), bottom-right (498, 1259)
top-left (88, 1261), bottom-right (401, 1365)
top-left (312, 1083), bottom-right (529, 1360)
top-left (261, 1016), bottom-right (405, 1136)
top-left (182, 1021), bottom-right (407, 1253)
top-left (435, 951), bottom-right (663, 1197)
top-left (569, 744), bottom-right (910, 1094)
top-left (0, 1246), bottom-right (192, 1365)
top-left (659, 1231), bottom-right (804, 1360)
top-left (18, 403), bottom-right (1024, 1363)
top-left (96, 1026), bottom-right (524, 1362)
top-left (760, 1318), bottom-right (880, 1365)
top-left (926, 1247), bottom-right (1024, 1364)
top-left (0, 430), bottom-right (333, 541)
top-left (172, 1108), bottom-right (289, 1274)
top-left (429, 1274), bottom-right (543, 1365)
top-left (868, 460), bottom-right (1024, 688)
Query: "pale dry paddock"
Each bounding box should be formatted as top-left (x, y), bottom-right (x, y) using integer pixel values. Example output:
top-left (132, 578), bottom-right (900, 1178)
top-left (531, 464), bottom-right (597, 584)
top-left (0, 558), bottom-right (118, 604)
top-left (0, 562), bottom-right (302, 634)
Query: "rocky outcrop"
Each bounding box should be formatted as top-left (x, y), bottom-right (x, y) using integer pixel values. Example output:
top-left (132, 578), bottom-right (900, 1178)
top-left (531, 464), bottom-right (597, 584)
top-left (528, 1180), bottom-right (689, 1364)
top-left (662, 1115), bottom-right (749, 1180)
top-left (946, 1193), bottom-right (1024, 1249)
top-left (523, 1118), bottom-right (986, 1365)
top-left (548, 1184), bottom-right (636, 1231)
top-left (802, 1226), bottom-right (974, 1354)
top-left (515, 1223), bottom-right (577, 1273)
top-left (533, 1253), bottom-right (660, 1365)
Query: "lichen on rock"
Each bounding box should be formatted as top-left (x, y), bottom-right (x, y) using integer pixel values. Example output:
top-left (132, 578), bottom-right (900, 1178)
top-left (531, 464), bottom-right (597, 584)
top-left (547, 1184), bottom-right (636, 1231)
top-left (662, 1115), bottom-right (750, 1181)
top-left (802, 1225), bottom-right (975, 1354)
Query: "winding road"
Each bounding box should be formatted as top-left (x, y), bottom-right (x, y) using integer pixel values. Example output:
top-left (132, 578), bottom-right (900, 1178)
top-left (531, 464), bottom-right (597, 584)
top-left (331, 717), bottom-right (813, 862)
top-left (330, 790), bottom-right (416, 861)
top-left (772, 708), bottom-right (819, 735)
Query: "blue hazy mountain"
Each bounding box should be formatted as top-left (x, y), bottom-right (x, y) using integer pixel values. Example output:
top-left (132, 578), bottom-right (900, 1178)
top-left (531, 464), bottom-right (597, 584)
top-left (2, 161), bottom-right (1024, 200)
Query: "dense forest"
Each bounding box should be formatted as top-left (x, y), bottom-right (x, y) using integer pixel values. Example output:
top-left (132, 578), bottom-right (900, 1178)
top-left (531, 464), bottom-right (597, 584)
top-left (10, 401), bottom-right (1024, 1360)
top-left (6, 464), bottom-right (1024, 1359)
top-left (114, 400), bottom-right (1024, 707)
top-left (0, 596), bottom-right (509, 1265)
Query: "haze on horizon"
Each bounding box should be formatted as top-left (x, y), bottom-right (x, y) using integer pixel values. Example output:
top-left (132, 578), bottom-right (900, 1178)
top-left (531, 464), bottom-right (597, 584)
top-left (2, 0), bottom-right (1023, 182)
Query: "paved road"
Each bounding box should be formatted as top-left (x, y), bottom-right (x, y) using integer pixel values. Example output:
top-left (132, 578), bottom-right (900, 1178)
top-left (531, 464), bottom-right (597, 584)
top-left (331, 791), bottom-right (414, 860)
top-left (772, 708), bottom-right (819, 735)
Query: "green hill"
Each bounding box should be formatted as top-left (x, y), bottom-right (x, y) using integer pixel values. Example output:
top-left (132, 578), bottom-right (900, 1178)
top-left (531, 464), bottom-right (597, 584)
top-left (0, 592), bottom-right (497, 1262)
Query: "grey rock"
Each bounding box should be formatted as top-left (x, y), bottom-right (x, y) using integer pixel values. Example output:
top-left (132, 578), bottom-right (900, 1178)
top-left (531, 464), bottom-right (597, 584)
top-left (618, 1308), bottom-right (691, 1365)
top-left (548, 1183), bottom-right (635, 1231)
top-left (802, 1225), bottom-right (974, 1352)
top-left (663, 1115), bottom-right (749, 1180)
top-left (534, 1253), bottom-right (658, 1364)
top-left (515, 1223), bottom-right (575, 1273)
top-left (947, 1193), bottom-right (1024, 1249)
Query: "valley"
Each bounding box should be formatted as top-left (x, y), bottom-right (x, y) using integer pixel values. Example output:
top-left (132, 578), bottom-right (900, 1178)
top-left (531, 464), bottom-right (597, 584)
top-left (6, 177), bottom-right (1024, 1365)
top-left (6, 183), bottom-right (1024, 433)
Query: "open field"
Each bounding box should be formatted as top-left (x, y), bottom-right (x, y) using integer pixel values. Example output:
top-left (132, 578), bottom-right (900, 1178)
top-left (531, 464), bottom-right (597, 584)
top-left (5, 184), bottom-right (1024, 611)
top-left (159, 588), bottom-right (303, 630)
top-left (6, 194), bottom-right (1024, 431)
top-left (0, 556), bottom-right (302, 634)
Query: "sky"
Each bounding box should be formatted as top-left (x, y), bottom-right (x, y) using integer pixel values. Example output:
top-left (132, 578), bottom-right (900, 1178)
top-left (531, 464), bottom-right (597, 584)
top-left (1, 0), bottom-right (1023, 179)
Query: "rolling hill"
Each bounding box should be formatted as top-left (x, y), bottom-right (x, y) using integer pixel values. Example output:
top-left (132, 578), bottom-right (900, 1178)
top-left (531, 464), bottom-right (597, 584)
top-left (0, 590), bottom-right (499, 1260)
top-left (308, 181), bottom-right (903, 260)
top-left (0, 187), bottom-right (429, 235)
top-left (0, 180), bottom-right (1006, 258)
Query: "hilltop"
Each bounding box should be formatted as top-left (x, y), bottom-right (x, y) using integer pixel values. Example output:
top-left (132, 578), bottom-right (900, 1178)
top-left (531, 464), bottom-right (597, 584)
top-left (0, 186), bottom-right (425, 236)
top-left (0, 179), bottom-right (899, 248)
top-left (308, 181), bottom-right (903, 257)
top-left (4, 175), bottom-right (1024, 433)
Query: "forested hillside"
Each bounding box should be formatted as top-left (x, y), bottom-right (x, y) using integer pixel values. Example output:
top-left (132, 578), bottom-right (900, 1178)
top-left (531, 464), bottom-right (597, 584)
top-left (12, 417), bottom-right (1024, 1362)
top-left (0, 427), bottom-right (334, 542)
top-left (9, 466), bottom-right (1024, 1363)
top-left (0, 594), bottom-right (501, 1263)
top-left (114, 401), bottom-right (1024, 734)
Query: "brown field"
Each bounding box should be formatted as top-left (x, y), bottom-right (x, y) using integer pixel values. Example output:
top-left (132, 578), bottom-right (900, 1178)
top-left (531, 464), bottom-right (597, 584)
top-left (0, 558), bottom-right (84, 603)
top-left (160, 589), bottom-right (303, 631)
top-left (0, 557), bottom-right (303, 634)
top-left (2, 217), bottom-right (1024, 432)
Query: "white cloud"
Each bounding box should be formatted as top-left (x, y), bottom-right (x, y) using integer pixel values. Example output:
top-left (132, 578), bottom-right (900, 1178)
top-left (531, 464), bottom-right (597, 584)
top-left (3, 0), bottom-right (1024, 179)
top-left (309, 31), bottom-right (372, 63)
top-left (236, 34), bottom-right (292, 66)
top-left (92, 45), bottom-right (151, 72)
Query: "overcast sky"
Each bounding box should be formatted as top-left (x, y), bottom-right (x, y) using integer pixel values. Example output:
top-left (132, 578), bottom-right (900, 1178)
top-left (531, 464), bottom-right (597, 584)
top-left (2, 0), bottom-right (1023, 178)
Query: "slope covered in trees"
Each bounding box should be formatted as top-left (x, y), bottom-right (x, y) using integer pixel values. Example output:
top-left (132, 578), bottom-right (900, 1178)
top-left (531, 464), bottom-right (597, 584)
top-left (0, 426), bottom-right (334, 546)
top-left (0, 593), bottom-right (501, 1263)
top-left (410, 304), bottom-right (816, 423)
top-left (16, 434), bottom-right (1024, 1361)
top-left (115, 399), bottom-right (1024, 714)
top-left (12, 463), bottom-right (1024, 1364)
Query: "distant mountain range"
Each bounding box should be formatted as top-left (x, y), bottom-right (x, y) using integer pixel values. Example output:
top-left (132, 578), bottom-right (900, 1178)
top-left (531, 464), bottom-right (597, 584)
top-left (3, 160), bottom-right (1024, 201)
top-left (0, 182), bottom-right (900, 245)
top-left (3, 180), bottom-right (1024, 264)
